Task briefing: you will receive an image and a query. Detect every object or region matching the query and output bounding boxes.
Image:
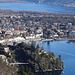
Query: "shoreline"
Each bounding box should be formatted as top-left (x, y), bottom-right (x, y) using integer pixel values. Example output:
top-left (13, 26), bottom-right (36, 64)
top-left (0, 37), bottom-right (75, 45)
top-left (54, 38), bottom-right (75, 41)
top-left (35, 69), bottom-right (63, 72)
top-left (31, 38), bottom-right (75, 43)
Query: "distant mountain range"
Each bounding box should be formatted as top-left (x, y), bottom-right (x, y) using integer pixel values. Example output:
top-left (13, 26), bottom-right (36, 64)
top-left (0, 0), bottom-right (75, 7)
top-left (19, 0), bottom-right (75, 5)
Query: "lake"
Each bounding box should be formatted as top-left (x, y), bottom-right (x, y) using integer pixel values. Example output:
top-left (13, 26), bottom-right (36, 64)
top-left (36, 40), bottom-right (75, 75)
top-left (0, 3), bottom-right (75, 13)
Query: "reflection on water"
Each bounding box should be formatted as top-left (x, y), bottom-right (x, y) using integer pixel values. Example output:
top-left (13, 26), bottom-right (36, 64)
top-left (67, 40), bottom-right (75, 43)
top-left (35, 70), bottom-right (63, 75)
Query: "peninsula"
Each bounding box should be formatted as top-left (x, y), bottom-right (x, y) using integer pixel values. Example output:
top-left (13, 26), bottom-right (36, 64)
top-left (0, 42), bottom-right (64, 75)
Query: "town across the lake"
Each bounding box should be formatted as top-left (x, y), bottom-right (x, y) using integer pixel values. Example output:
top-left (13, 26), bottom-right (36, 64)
top-left (0, 10), bottom-right (75, 45)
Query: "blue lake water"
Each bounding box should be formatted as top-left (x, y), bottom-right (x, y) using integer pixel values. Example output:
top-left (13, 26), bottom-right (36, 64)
top-left (36, 41), bottom-right (75, 75)
top-left (0, 3), bottom-right (75, 13)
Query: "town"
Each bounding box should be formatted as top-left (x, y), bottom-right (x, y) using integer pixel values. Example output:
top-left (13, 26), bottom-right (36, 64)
top-left (0, 9), bottom-right (75, 44)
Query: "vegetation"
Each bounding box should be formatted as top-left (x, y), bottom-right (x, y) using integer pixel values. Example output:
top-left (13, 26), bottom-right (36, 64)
top-left (9, 42), bottom-right (64, 74)
top-left (0, 42), bottom-right (64, 75)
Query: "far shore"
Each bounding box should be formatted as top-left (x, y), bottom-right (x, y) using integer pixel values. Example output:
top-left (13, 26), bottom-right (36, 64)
top-left (0, 1), bottom-right (75, 8)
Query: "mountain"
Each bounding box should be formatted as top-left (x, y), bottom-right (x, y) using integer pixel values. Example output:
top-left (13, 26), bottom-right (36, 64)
top-left (0, 0), bottom-right (75, 7)
top-left (18, 0), bottom-right (74, 3)
top-left (19, 0), bottom-right (75, 6)
top-left (0, 0), bottom-right (74, 4)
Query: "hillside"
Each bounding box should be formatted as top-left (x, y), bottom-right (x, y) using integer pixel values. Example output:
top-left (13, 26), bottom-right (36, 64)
top-left (0, 58), bottom-right (17, 75)
top-left (0, 42), bottom-right (64, 75)
top-left (9, 42), bottom-right (64, 74)
top-left (20, 0), bottom-right (75, 6)
top-left (10, 0), bottom-right (74, 4)
top-left (0, 0), bottom-right (75, 7)
top-left (21, 0), bottom-right (75, 4)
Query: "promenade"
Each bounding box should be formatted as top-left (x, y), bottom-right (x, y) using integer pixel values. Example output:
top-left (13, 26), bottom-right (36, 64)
top-left (0, 37), bottom-right (75, 45)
